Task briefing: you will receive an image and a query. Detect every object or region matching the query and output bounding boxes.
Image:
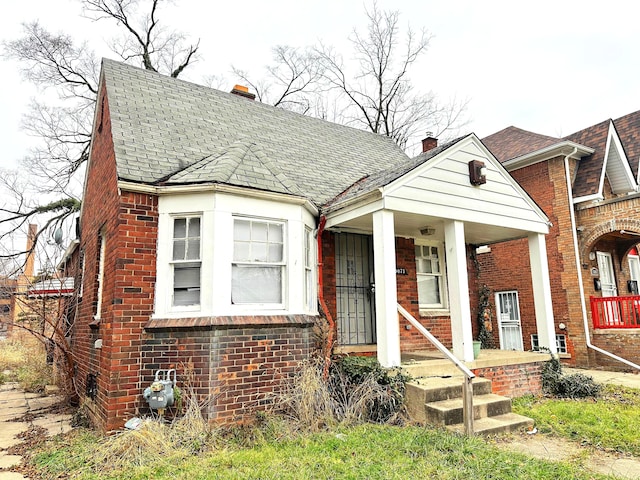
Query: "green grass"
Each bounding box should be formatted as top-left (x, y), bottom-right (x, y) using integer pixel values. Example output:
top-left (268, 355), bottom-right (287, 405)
top-left (513, 385), bottom-right (640, 455)
top-left (31, 423), bottom-right (613, 480)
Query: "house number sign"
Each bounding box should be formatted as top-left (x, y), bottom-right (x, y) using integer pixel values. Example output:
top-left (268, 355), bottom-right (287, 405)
top-left (396, 268), bottom-right (408, 275)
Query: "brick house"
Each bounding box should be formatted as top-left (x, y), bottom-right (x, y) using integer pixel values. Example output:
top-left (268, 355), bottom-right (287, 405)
top-left (482, 112), bottom-right (640, 372)
top-left (70, 59), bottom-right (558, 430)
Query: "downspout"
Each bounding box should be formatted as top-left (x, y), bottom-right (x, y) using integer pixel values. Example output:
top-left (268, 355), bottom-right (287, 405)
top-left (564, 151), bottom-right (640, 370)
top-left (316, 215), bottom-right (335, 377)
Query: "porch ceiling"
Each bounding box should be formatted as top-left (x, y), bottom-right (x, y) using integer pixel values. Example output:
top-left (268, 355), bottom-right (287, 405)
top-left (330, 211), bottom-right (532, 245)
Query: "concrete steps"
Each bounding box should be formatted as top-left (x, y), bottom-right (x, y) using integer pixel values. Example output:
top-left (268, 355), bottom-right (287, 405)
top-left (405, 375), bottom-right (533, 435)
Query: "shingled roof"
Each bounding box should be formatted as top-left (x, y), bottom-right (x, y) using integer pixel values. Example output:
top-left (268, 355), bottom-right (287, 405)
top-left (100, 59), bottom-right (410, 208)
top-left (482, 126), bottom-right (560, 163)
top-left (325, 136), bottom-right (466, 211)
top-left (483, 111), bottom-right (640, 199)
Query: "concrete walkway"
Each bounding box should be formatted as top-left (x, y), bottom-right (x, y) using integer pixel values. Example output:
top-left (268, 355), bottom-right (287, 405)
top-left (0, 382), bottom-right (72, 480)
top-left (565, 367), bottom-right (640, 390)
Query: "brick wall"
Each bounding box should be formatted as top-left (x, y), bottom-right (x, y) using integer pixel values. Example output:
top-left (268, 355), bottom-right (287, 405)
top-left (473, 362), bottom-right (543, 397)
top-left (592, 329), bottom-right (640, 371)
top-left (73, 84), bottom-right (124, 429)
top-left (142, 317), bottom-right (315, 423)
top-left (475, 158), bottom-right (580, 362)
top-left (321, 232), bottom-right (453, 353)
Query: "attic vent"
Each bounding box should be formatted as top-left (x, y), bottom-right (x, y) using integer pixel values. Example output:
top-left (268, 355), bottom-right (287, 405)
top-left (230, 84), bottom-right (256, 101)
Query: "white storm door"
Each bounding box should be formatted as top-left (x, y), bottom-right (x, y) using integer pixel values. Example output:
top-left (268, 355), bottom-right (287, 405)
top-left (596, 251), bottom-right (617, 297)
top-left (597, 251), bottom-right (620, 325)
top-left (496, 291), bottom-right (524, 351)
top-left (629, 255), bottom-right (640, 284)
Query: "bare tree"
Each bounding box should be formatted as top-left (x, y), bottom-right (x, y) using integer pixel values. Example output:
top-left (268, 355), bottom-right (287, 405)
top-left (314, 2), bottom-right (468, 151)
top-left (1, 0), bottom-right (199, 265)
top-left (0, 234), bottom-right (81, 403)
top-left (232, 45), bottom-right (324, 115)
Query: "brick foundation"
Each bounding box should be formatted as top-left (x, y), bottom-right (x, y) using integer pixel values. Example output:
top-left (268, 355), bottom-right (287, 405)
top-left (142, 316), bottom-right (316, 424)
top-left (473, 361), bottom-right (543, 397)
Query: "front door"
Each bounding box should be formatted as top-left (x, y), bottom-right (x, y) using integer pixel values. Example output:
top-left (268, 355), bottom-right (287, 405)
top-left (597, 251), bottom-right (618, 297)
top-left (335, 233), bottom-right (376, 345)
top-left (496, 290), bottom-right (524, 351)
top-left (597, 251), bottom-right (620, 324)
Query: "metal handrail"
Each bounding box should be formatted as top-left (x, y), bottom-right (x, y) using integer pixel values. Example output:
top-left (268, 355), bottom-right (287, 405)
top-left (397, 303), bottom-right (475, 435)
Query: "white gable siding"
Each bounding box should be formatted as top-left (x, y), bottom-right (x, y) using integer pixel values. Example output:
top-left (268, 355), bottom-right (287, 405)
top-left (605, 133), bottom-right (636, 194)
top-left (383, 139), bottom-right (549, 233)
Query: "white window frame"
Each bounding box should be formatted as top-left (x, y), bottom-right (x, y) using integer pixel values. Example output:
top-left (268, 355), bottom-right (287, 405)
top-left (154, 192), bottom-right (317, 318)
top-left (304, 226), bottom-right (314, 311)
top-left (415, 240), bottom-right (448, 310)
top-left (170, 215), bottom-right (202, 310)
top-left (231, 216), bottom-right (286, 309)
top-left (531, 334), bottom-right (568, 354)
top-left (94, 230), bottom-right (106, 319)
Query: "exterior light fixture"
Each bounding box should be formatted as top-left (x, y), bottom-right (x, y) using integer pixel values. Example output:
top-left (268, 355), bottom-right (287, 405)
top-left (469, 160), bottom-right (487, 186)
top-left (420, 227), bottom-right (436, 236)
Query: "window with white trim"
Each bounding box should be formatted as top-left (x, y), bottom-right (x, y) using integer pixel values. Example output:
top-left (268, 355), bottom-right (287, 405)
top-left (304, 226), bottom-right (313, 310)
top-left (232, 218), bottom-right (285, 306)
top-left (415, 242), bottom-right (447, 309)
top-left (171, 216), bottom-right (201, 307)
top-left (94, 230), bottom-right (106, 318)
top-left (531, 334), bottom-right (567, 354)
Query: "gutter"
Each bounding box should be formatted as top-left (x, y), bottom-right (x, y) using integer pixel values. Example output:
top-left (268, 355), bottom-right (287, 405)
top-left (316, 215), bottom-right (335, 377)
top-left (564, 151), bottom-right (640, 370)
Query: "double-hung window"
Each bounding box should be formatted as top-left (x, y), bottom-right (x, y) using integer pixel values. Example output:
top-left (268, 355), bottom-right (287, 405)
top-left (232, 218), bottom-right (285, 306)
top-left (415, 243), bottom-right (446, 309)
top-left (171, 216), bottom-right (201, 307)
top-left (304, 227), bottom-right (313, 310)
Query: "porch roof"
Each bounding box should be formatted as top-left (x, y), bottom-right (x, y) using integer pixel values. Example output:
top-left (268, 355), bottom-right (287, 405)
top-left (324, 134), bottom-right (551, 245)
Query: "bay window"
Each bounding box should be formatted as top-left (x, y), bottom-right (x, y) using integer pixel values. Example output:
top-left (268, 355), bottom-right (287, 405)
top-left (172, 216), bottom-right (201, 306)
top-left (232, 218), bottom-right (285, 305)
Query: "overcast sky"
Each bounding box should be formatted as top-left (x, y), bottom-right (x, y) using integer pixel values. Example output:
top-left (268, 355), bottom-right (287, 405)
top-left (1, 0), bottom-right (639, 172)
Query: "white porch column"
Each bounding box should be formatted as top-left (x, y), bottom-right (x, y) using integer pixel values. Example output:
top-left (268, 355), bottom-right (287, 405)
top-left (372, 209), bottom-right (400, 367)
top-left (444, 220), bottom-right (474, 361)
top-left (528, 233), bottom-right (558, 354)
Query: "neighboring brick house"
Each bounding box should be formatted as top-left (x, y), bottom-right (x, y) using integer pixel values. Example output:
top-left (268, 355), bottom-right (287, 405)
top-left (71, 59), bottom-right (558, 430)
top-left (482, 112), bottom-right (640, 371)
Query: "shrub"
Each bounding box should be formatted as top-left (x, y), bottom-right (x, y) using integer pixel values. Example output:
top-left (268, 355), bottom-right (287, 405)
top-left (555, 373), bottom-right (601, 399)
top-left (329, 355), bottom-right (410, 425)
top-left (272, 356), bottom-right (411, 431)
top-left (541, 355), bottom-right (563, 395)
top-left (541, 356), bottom-right (600, 399)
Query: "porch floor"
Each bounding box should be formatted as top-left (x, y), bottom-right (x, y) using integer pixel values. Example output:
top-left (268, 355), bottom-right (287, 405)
top-left (401, 349), bottom-right (550, 378)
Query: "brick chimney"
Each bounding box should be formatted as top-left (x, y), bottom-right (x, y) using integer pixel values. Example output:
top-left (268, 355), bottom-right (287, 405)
top-left (24, 224), bottom-right (37, 278)
top-left (421, 132), bottom-right (438, 153)
top-left (230, 84), bottom-right (256, 100)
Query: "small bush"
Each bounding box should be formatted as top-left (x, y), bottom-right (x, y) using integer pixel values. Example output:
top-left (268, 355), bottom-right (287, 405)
top-left (272, 356), bottom-right (411, 431)
top-left (555, 373), bottom-right (601, 399)
top-left (541, 357), bottom-right (600, 399)
top-left (329, 356), bottom-right (410, 424)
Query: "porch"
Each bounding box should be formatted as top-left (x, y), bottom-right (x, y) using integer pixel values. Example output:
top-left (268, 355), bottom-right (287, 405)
top-left (401, 348), bottom-right (548, 387)
top-left (401, 349), bottom-right (545, 434)
top-left (590, 295), bottom-right (640, 329)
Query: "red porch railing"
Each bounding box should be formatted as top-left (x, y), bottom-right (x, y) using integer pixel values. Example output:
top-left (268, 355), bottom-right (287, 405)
top-left (590, 295), bottom-right (640, 329)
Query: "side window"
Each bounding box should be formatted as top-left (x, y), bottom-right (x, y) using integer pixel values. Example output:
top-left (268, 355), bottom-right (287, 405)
top-left (94, 230), bottom-right (106, 318)
top-left (172, 216), bottom-right (201, 307)
top-left (304, 226), bottom-right (313, 310)
top-left (232, 218), bottom-right (285, 306)
top-left (415, 243), bottom-right (446, 309)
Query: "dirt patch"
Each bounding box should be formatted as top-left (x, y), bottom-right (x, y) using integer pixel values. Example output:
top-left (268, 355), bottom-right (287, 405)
top-left (495, 432), bottom-right (640, 479)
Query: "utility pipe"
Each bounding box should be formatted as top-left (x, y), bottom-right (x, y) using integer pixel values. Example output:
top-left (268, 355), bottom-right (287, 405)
top-left (564, 150), bottom-right (640, 370)
top-left (316, 215), bottom-right (336, 377)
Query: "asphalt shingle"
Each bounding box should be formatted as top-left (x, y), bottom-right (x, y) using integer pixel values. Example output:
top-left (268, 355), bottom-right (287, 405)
top-left (102, 59), bottom-right (410, 208)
